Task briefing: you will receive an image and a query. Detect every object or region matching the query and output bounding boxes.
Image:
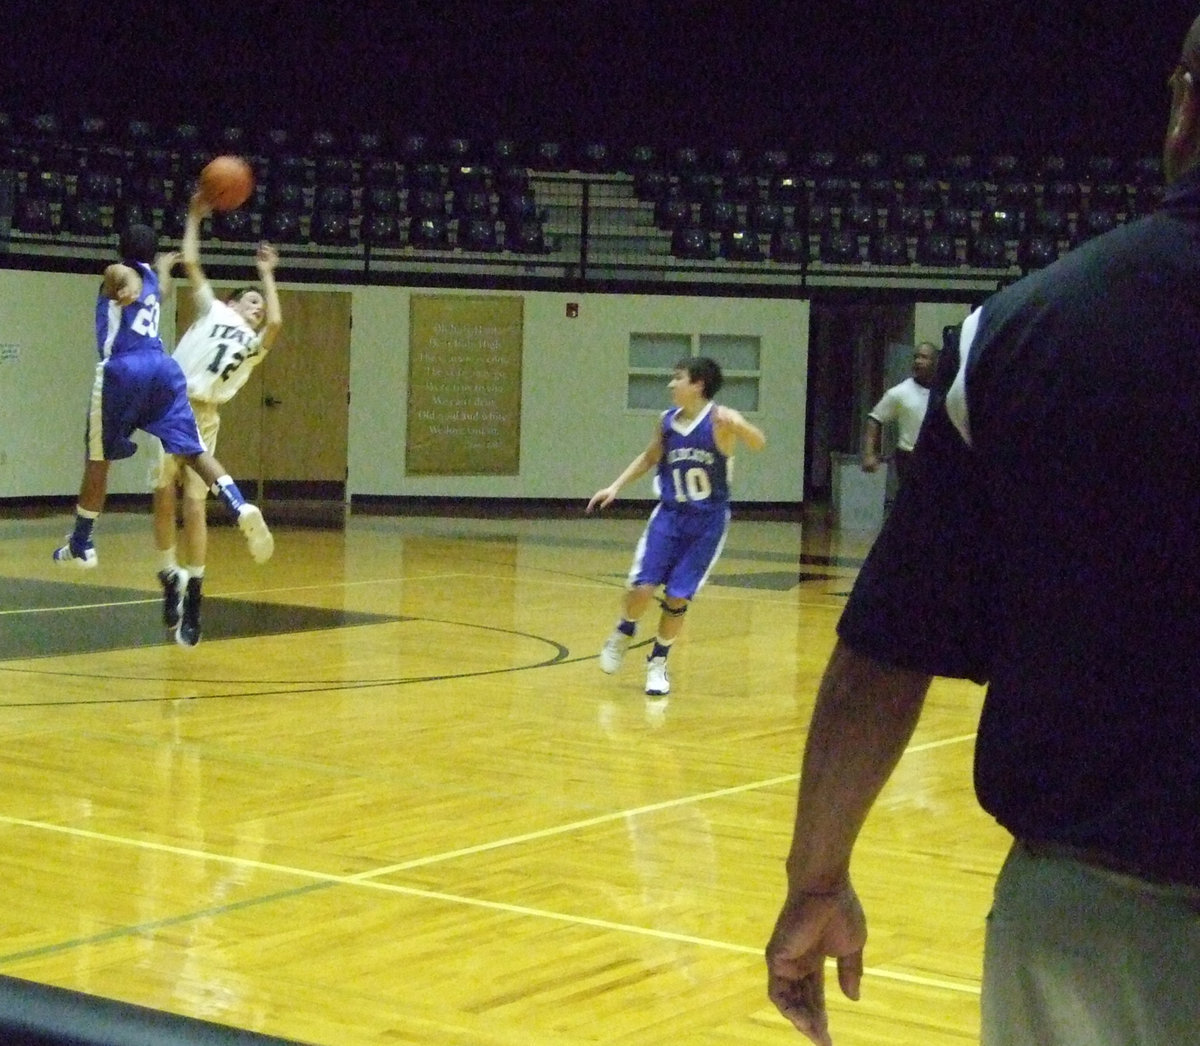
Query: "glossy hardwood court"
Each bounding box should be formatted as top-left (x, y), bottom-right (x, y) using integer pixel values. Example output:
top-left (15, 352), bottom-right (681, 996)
top-left (0, 506), bottom-right (1006, 1045)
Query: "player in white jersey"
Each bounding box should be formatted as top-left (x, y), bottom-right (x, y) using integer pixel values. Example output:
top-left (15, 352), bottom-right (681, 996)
top-left (153, 190), bottom-right (283, 646)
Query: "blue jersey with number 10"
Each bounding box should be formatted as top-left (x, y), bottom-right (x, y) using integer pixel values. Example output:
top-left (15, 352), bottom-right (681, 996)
top-left (655, 403), bottom-right (730, 511)
top-left (95, 262), bottom-right (164, 359)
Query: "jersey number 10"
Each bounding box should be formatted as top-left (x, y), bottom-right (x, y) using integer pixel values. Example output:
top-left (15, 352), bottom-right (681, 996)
top-left (670, 466), bottom-right (712, 502)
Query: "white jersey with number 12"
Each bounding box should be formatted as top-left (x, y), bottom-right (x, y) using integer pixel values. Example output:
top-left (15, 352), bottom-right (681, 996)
top-left (171, 285), bottom-right (267, 406)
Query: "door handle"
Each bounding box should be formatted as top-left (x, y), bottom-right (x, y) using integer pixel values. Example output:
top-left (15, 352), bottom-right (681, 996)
top-left (264, 395), bottom-right (283, 407)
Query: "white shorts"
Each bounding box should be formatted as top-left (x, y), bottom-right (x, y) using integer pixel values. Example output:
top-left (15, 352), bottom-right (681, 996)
top-left (156, 400), bottom-right (220, 499)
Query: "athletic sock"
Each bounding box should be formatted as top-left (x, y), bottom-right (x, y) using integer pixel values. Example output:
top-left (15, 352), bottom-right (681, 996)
top-left (70, 507), bottom-right (99, 548)
top-left (210, 475), bottom-right (247, 517)
top-left (616, 618), bottom-right (636, 637)
top-left (650, 637), bottom-right (674, 660)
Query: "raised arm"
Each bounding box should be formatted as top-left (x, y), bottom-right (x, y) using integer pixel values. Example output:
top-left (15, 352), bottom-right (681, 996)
top-left (101, 263), bottom-right (142, 305)
top-left (255, 242), bottom-right (283, 352)
top-left (586, 419), bottom-right (664, 513)
top-left (766, 640), bottom-right (931, 1044)
top-left (155, 251), bottom-right (180, 302)
top-left (181, 190), bottom-right (213, 300)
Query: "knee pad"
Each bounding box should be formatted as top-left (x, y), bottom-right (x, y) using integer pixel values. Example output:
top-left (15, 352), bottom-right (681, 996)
top-left (660, 599), bottom-right (688, 618)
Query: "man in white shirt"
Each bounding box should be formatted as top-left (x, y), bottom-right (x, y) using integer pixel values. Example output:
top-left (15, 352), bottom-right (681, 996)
top-left (860, 341), bottom-right (937, 486)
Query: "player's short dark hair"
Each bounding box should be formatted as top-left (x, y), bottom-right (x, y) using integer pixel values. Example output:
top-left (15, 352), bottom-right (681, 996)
top-left (119, 224), bottom-right (157, 263)
top-left (227, 286), bottom-right (260, 303)
top-left (674, 356), bottom-right (724, 399)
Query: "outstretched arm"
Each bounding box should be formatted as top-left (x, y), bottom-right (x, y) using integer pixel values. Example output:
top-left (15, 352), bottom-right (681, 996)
top-left (766, 640), bottom-right (931, 1044)
top-left (586, 421), bottom-right (664, 513)
top-left (255, 242), bottom-right (283, 352)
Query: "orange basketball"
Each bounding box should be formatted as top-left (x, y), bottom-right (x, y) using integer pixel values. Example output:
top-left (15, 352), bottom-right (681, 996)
top-left (199, 155), bottom-right (255, 211)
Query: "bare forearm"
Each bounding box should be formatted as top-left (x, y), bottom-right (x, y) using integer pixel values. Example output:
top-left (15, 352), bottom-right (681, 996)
top-left (183, 210), bottom-right (201, 264)
top-left (785, 640), bottom-right (931, 892)
top-left (861, 419), bottom-right (881, 460)
top-left (260, 271), bottom-right (283, 344)
top-left (610, 452), bottom-right (654, 493)
top-left (181, 193), bottom-right (210, 282)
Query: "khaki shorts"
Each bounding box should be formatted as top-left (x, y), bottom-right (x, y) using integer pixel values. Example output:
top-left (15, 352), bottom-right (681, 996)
top-left (156, 401), bottom-right (220, 500)
top-left (982, 841), bottom-right (1200, 1045)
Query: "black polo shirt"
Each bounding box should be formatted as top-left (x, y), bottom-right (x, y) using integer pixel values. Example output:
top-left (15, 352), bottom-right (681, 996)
top-left (839, 167), bottom-right (1200, 887)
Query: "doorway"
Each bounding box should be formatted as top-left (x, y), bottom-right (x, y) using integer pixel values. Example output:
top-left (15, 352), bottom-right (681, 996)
top-left (175, 288), bottom-right (352, 522)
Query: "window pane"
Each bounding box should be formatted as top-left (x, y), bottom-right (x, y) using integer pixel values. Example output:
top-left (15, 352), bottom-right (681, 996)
top-left (628, 373), bottom-right (668, 409)
top-left (698, 334), bottom-right (760, 371)
top-left (721, 376), bottom-right (759, 412)
top-left (630, 332), bottom-right (691, 369)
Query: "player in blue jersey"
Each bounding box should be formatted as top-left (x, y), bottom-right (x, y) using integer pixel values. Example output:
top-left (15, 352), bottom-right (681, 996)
top-left (53, 223), bottom-right (273, 572)
top-left (587, 356), bottom-right (766, 696)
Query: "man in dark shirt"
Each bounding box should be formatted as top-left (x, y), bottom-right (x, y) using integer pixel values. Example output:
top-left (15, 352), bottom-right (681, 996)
top-left (766, 13), bottom-right (1200, 1046)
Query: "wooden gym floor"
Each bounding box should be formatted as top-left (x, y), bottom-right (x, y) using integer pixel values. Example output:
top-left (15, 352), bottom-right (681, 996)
top-left (0, 506), bottom-right (1005, 1045)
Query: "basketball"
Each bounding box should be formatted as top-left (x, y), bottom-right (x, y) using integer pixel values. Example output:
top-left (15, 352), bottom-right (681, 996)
top-left (199, 155), bottom-right (255, 211)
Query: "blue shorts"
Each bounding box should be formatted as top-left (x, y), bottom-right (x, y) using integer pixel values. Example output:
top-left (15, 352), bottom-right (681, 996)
top-left (627, 503), bottom-right (730, 601)
top-left (85, 350), bottom-right (205, 462)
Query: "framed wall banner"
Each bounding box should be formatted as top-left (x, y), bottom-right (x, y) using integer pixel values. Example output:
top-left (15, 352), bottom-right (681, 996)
top-left (406, 295), bottom-right (524, 475)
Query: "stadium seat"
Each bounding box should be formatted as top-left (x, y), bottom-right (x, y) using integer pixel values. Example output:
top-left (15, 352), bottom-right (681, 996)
top-left (213, 208), bottom-right (256, 241)
top-left (409, 214), bottom-right (450, 249)
top-left (917, 231), bottom-right (958, 266)
top-left (506, 216), bottom-right (549, 253)
top-left (819, 228), bottom-right (860, 264)
top-left (62, 198), bottom-right (109, 237)
top-left (262, 208), bottom-right (304, 244)
top-left (311, 209), bottom-right (355, 246)
top-left (870, 231), bottom-right (910, 265)
top-left (1018, 234), bottom-right (1062, 271)
top-left (459, 217), bottom-right (500, 251)
top-left (720, 226), bottom-right (762, 261)
top-left (452, 188), bottom-right (493, 222)
top-left (361, 211), bottom-right (401, 246)
top-left (748, 201), bottom-right (786, 233)
top-left (968, 233), bottom-right (1010, 267)
top-left (13, 195), bottom-right (58, 234)
top-left (769, 226), bottom-right (808, 263)
top-left (670, 224), bottom-right (714, 260)
top-left (700, 197), bottom-right (739, 232)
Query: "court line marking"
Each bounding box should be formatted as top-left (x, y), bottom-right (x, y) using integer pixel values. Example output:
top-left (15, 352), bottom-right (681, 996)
top-left (0, 730), bottom-right (982, 997)
top-left (0, 812), bottom-right (979, 997)
top-left (0, 573), bottom-right (472, 617)
top-left (0, 566), bottom-right (837, 620)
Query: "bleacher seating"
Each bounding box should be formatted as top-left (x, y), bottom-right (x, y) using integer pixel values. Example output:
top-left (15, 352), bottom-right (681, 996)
top-left (0, 104), bottom-right (1163, 287)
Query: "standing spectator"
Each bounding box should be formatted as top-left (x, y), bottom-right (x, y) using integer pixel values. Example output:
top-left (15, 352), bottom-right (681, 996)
top-left (860, 341), bottom-right (937, 488)
top-left (766, 14), bottom-right (1200, 1045)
